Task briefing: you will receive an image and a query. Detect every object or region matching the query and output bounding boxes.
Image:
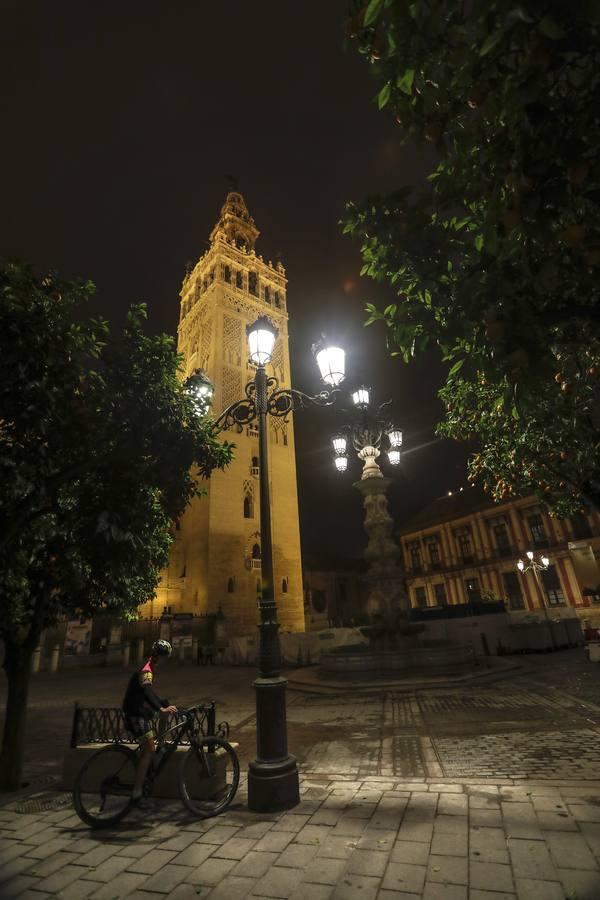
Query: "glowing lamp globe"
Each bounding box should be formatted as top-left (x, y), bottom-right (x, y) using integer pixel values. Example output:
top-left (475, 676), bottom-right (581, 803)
top-left (332, 434), bottom-right (347, 455)
top-left (541, 556), bottom-right (550, 567)
top-left (387, 429), bottom-right (403, 448)
top-left (352, 386), bottom-right (370, 407)
top-left (334, 455), bottom-right (348, 473)
top-left (526, 550), bottom-right (534, 560)
top-left (387, 449), bottom-right (401, 466)
top-left (186, 369), bottom-right (214, 411)
top-left (247, 316), bottom-right (278, 366)
top-left (517, 559), bottom-right (525, 572)
top-left (313, 340), bottom-right (345, 387)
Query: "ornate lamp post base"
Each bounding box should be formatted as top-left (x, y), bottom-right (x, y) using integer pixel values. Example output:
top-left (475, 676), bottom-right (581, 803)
top-left (247, 676), bottom-right (300, 812)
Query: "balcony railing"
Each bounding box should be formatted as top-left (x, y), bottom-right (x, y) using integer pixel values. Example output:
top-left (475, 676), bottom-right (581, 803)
top-left (249, 559), bottom-right (261, 570)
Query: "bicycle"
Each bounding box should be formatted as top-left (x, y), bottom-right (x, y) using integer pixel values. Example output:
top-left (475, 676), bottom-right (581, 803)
top-left (73, 705), bottom-right (239, 829)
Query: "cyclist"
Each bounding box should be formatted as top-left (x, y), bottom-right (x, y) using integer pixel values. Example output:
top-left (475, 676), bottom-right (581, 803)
top-left (122, 639), bottom-right (177, 805)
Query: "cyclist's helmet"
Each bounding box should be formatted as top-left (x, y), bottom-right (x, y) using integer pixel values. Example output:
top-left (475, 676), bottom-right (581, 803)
top-left (151, 639), bottom-right (172, 658)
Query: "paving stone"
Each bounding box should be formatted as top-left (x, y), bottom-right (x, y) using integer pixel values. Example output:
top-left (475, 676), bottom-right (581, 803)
top-left (558, 867), bottom-right (600, 900)
top-left (375, 891), bottom-right (417, 900)
top-left (170, 843), bottom-right (214, 868)
top-left (253, 831), bottom-right (294, 854)
top-left (438, 795), bottom-right (468, 816)
top-left (330, 818), bottom-right (367, 838)
top-left (128, 849), bottom-right (178, 874)
top-left (514, 877), bottom-right (565, 900)
top-left (27, 849), bottom-right (80, 877)
top-left (232, 850), bottom-right (279, 877)
top-left (536, 810), bottom-right (578, 831)
top-left (36, 864), bottom-right (97, 894)
top-left (546, 831), bottom-right (599, 870)
top-left (316, 835), bottom-right (358, 860)
top-left (302, 856), bottom-right (347, 885)
top-left (469, 892), bottom-right (516, 900)
top-left (310, 810), bottom-right (343, 827)
top-left (356, 828), bottom-right (396, 852)
top-left (238, 821), bottom-right (275, 840)
top-left (568, 804), bottom-right (600, 823)
top-left (423, 884), bottom-right (468, 900)
top-left (469, 807), bottom-right (503, 828)
top-left (157, 832), bottom-right (199, 852)
top-left (197, 825), bottom-right (241, 844)
top-left (85, 854), bottom-right (138, 883)
top-left (580, 821), bottom-right (600, 856)
top-left (212, 836), bottom-right (257, 860)
top-left (427, 854), bottom-right (468, 885)
top-left (271, 815), bottom-right (311, 833)
top-left (430, 831), bottom-right (468, 857)
top-left (88, 872), bottom-right (149, 898)
top-left (251, 864), bottom-right (303, 897)
top-left (469, 826), bottom-right (509, 865)
top-left (433, 815), bottom-right (467, 836)
top-left (76, 844), bottom-right (126, 868)
top-left (331, 872), bottom-right (381, 900)
top-left (275, 842), bottom-right (319, 868)
top-left (428, 784), bottom-right (464, 794)
top-left (55, 878), bottom-right (101, 900)
top-left (17, 890), bottom-right (52, 900)
top-left (0, 875), bottom-right (42, 899)
top-left (470, 860), bottom-right (514, 893)
top-left (295, 824), bottom-right (333, 845)
top-left (145, 863), bottom-right (195, 893)
top-left (390, 839), bottom-right (430, 865)
top-left (187, 857), bottom-right (237, 886)
top-left (397, 819), bottom-right (433, 843)
top-left (501, 802), bottom-right (542, 840)
top-left (0, 841), bottom-right (35, 864)
top-left (289, 884), bottom-right (332, 900)
top-left (345, 848), bottom-right (387, 877)
top-left (208, 875), bottom-right (261, 900)
top-left (382, 861), bottom-right (427, 894)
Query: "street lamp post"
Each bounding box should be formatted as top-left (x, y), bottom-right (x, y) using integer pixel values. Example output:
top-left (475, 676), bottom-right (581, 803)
top-left (194, 318), bottom-right (345, 812)
top-left (331, 389), bottom-right (406, 618)
top-left (516, 551), bottom-right (556, 649)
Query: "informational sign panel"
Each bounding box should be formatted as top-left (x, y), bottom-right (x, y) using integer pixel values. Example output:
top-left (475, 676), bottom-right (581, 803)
top-left (64, 617), bottom-right (92, 655)
top-left (171, 613), bottom-right (193, 647)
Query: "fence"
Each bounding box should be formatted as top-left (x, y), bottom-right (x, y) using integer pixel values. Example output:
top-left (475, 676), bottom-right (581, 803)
top-left (70, 701), bottom-right (229, 747)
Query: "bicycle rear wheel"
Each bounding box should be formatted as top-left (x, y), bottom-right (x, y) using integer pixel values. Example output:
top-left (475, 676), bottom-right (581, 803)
top-left (179, 737), bottom-right (239, 818)
top-left (73, 744), bottom-right (138, 828)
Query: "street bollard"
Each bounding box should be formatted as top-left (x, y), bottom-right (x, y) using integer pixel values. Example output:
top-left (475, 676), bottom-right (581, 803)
top-left (192, 637), bottom-right (198, 664)
top-left (50, 644), bottom-right (60, 674)
top-left (136, 637), bottom-right (145, 664)
top-left (179, 638), bottom-right (185, 664)
top-left (31, 646), bottom-right (41, 674)
top-left (122, 641), bottom-right (130, 667)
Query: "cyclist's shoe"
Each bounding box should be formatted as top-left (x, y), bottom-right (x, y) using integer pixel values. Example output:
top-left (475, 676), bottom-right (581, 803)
top-left (131, 795), bottom-right (156, 810)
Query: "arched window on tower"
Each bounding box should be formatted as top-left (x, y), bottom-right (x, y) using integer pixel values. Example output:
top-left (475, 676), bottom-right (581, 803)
top-left (282, 578), bottom-right (288, 594)
top-left (251, 456), bottom-right (259, 477)
top-left (252, 543), bottom-right (261, 559)
top-left (227, 577), bottom-right (235, 593)
top-left (223, 265), bottom-right (231, 283)
top-left (244, 495), bottom-right (254, 519)
top-left (274, 291), bottom-right (281, 308)
top-left (248, 272), bottom-right (258, 296)
top-left (236, 270), bottom-right (243, 289)
top-left (264, 286), bottom-right (271, 303)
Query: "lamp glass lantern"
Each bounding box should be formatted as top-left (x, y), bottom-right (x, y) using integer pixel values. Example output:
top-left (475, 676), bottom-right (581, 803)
top-left (352, 386), bottom-right (370, 408)
top-left (247, 316), bottom-right (278, 366)
top-left (334, 455), bottom-right (348, 473)
top-left (387, 429), bottom-right (403, 448)
top-left (313, 341), bottom-right (346, 387)
top-left (387, 449), bottom-right (401, 466)
top-left (332, 434), bottom-right (347, 455)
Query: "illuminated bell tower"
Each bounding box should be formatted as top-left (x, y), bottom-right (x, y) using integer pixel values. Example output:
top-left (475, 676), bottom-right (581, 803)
top-left (154, 192), bottom-right (305, 636)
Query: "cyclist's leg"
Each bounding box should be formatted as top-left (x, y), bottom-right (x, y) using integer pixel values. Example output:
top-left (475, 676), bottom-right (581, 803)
top-left (156, 711), bottom-right (170, 748)
top-left (125, 717), bottom-right (156, 799)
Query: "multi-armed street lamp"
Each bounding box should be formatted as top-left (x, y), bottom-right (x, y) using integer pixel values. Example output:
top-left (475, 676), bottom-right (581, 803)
top-left (187, 317), bottom-right (345, 812)
top-left (516, 551), bottom-right (556, 648)
top-left (329, 387), bottom-right (406, 618)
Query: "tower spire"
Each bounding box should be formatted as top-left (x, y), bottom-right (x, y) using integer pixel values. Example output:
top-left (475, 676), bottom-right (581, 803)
top-left (210, 190), bottom-right (259, 251)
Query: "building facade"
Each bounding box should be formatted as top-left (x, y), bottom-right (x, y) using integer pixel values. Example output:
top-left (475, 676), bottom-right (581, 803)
top-left (399, 487), bottom-right (600, 620)
top-left (143, 192), bottom-right (305, 635)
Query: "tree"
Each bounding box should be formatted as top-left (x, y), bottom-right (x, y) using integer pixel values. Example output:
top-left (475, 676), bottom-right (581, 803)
top-left (0, 260), bottom-right (232, 791)
top-left (343, 0), bottom-right (600, 516)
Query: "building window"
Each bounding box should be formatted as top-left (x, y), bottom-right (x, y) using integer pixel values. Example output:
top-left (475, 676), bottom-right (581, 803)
top-left (502, 571), bottom-right (524, 610)
top-left (251, 456), bottom-right (259, 476)
top-left (243, 495), bottom-right (253, 518)
top-left (428, 540), bottom-right (442, 569)
top-left (415, 586), bottom-right (427, 608)
top-left (541, 565), bottom-right (565, 606)
top-left (282, 578), bottom-right (288, 593)
top-left (433, 583), bottom-right (447, 606)
top-left (252, 543), bottom-right (261, 559)
top-left (493, 522), bottom-right (512, 556)
top-left (274, 291), bottom-right (281, 308)
top-left (527, 513), bottom-right (548, 548)
top-left (456, 530), bottom-right (474, 564)
top-left (249, 271), bottom-right (258, 296)
top-left (227, 577), bottom-right (235, 593)
top-left (236, 270), bottom-right (243, 289)
top-left (264, 286), bottom-right (271, 303)
top-left (223, 265), bottom-right (231, 283)
top-left (571, 511), bottom-right (592, 539)
top-left (465, 577), bottom-right (481, 603)
top-left (409, 543), bottom-right (422, 573)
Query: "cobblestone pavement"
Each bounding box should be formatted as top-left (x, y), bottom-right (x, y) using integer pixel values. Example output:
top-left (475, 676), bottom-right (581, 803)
top-left (3, 775), bottom-right (600, 898)
top-left (3, 649), bottom-right (600, 895)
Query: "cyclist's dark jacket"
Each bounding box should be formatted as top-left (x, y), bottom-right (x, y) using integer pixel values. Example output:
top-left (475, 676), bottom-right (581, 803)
top-left (122, 658), bottom-right (166, 717)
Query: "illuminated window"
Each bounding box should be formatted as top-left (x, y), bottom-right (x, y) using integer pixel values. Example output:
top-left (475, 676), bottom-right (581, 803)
top-left (415, 586), bottom-right (427, 608)
top-left (433, 583), bottom-right (447, 606)
top-left (224, 265), bottom-right (231, 283)
top-left (502, 572), bottom-right (524, 610)
top-left (282, 578), bottom-right (288, 593)
top-left (249, 272), bottom-right (258, 296)
top-left (541, 565), bottom-right (565, 606)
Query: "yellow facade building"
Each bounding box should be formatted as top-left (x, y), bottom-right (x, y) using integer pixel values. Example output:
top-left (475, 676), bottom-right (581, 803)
top-left (145, 192), bottom-right (305, 636)
top-left (399, 487), bottom-right (600, 620)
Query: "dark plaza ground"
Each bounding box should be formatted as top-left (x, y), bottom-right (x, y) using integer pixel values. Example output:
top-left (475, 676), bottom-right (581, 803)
top-left (2, 651), bottom-right (600, 898)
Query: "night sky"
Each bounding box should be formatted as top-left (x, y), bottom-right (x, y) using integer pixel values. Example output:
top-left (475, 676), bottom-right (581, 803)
top-left (1, 1), bottom-right (469, 560)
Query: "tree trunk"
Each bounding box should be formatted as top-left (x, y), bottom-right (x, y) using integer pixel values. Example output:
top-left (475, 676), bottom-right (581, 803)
top-left (0, 640), bottom-right (34, 792)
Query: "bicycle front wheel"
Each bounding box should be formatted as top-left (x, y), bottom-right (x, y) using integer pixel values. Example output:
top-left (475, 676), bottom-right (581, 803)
top-left (179, 737), bottom-right (239, 818)
top-left (73, 744), bottom-right (138, 828)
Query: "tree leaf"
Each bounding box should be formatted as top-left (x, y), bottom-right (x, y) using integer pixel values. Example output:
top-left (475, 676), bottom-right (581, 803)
top-left (449, 358), bottom-right (465, 376)
top-left (539, 16), bottom-right (566, 40)
top-left (378, 83), bottom-right (391, 110)
top-left (397, 68), bottom-right (415, 96)
top-left (480, 29), bottom-right (505, 56)
top-left (364, 0), bottom-right (384, 27)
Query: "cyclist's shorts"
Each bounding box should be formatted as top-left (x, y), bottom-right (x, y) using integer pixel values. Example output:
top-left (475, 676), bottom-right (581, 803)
top-left (124, 714), bottom-right (155, 744)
